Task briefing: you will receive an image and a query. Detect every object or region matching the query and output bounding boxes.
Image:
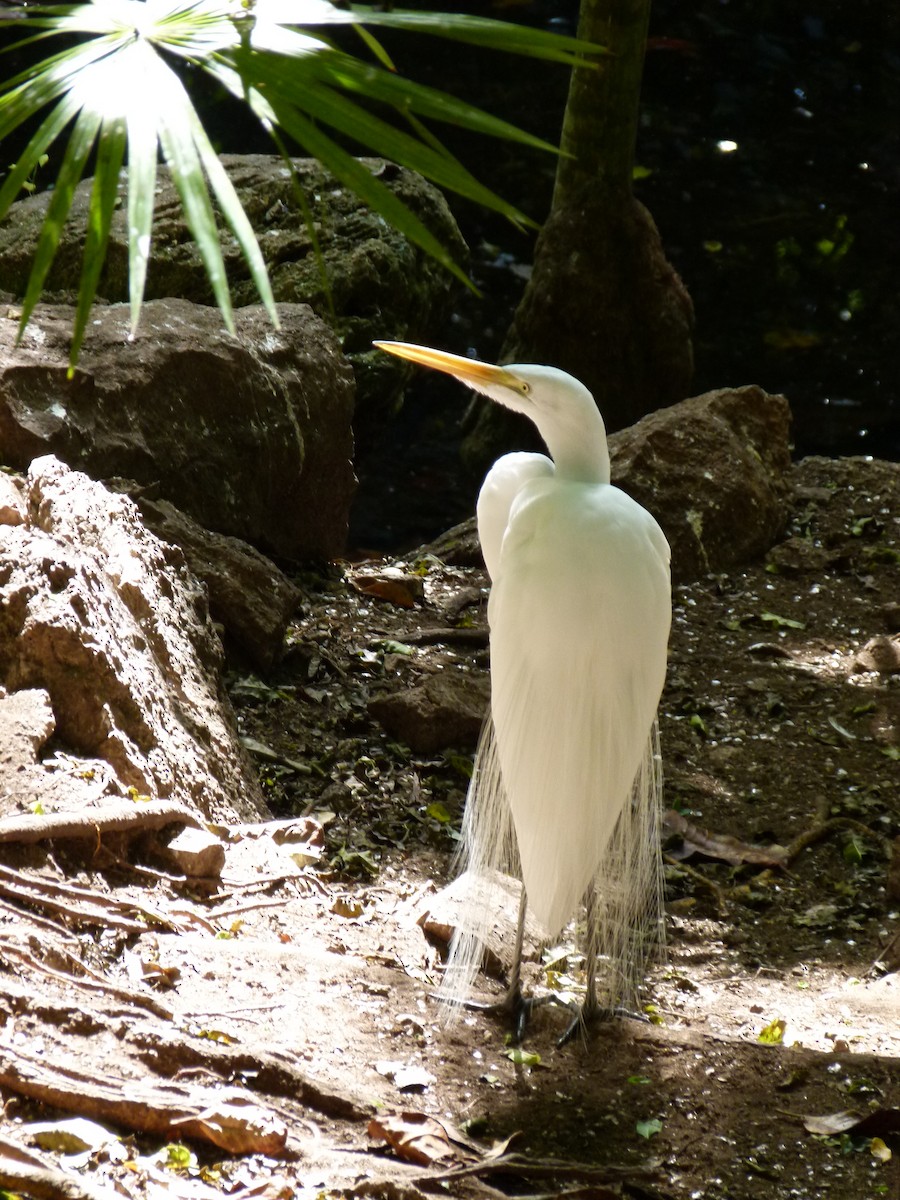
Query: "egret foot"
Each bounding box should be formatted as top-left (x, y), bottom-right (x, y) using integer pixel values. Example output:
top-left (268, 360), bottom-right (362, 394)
top-left (458, 984), bottom-right (557, 1043)
top-left (557, 1001), bottom-right (650, 1047)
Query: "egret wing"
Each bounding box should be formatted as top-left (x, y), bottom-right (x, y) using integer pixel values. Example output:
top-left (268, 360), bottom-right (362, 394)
top-left (488, 477), bottom-right (670, 936)
top-left (476, 451), bottom-right (552, 580)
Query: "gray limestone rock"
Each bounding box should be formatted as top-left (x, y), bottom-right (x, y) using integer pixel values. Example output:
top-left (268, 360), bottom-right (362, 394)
top-left (0, 155), bottom-right (469, 432)
top-left (0, 456), bottom-right (269, 823)
top-left (0, 300), bottom-right (355, 561)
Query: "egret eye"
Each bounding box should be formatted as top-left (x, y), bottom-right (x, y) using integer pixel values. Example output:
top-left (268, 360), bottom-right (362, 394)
top-left (519, 380), bottom-right (532, 396)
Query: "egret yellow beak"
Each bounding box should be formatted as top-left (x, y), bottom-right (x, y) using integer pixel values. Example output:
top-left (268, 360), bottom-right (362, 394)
top-left (374, 340), bottom-right (524, 392)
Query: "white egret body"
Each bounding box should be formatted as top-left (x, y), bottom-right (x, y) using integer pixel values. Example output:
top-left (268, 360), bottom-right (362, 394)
top-left (375, 341), bottom-right (671, 1029)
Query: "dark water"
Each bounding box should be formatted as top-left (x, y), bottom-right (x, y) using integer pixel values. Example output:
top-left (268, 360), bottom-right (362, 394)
top-left (351, 0), bottom-right (900, 548)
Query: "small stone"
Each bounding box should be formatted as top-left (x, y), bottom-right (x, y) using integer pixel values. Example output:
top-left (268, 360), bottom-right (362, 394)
top-left (854, 635), bottom-right (900, 674)
top-left (0, 473), bottom-right (25, 526)
top-left (165, 826), bottom-right (226, 879)
top-left (368, 670), bottom-right (489, 753)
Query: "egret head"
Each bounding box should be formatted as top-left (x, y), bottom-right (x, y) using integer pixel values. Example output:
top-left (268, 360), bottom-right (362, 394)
top-left (374, 340), bottom-right (609, 483)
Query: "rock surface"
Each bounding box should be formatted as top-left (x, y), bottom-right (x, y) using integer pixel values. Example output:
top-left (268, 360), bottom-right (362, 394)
top-left (119, 491), bottom-right (301, 673)
top-left (855, 635), bottom-right (900, 674)
top-left (0, 472), bottom-right (24, 525)
top-left (415, 384), bottom-right (793, 583)
top-left (0, 456), bottom-right (268, 822)
top-left (0, 301), bottom-right (355, 561)
top-left (610, 384), bottom-right (793, 582)
top-left (0, 155), bottom-right (469, 433)
top-left (368, 669), bottom-right (490, 754)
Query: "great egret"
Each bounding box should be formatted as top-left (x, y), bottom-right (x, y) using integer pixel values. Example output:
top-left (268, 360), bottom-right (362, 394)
top-left (375, 341), bottom-right (671, 1039)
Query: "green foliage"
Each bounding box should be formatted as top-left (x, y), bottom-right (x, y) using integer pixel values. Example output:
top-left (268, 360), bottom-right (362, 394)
top-left (0, 0), bottom-right (606, 367)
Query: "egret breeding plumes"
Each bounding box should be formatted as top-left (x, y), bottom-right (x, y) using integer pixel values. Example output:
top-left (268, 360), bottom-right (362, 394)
top-left (375, 341), bottom-right (671, 1038)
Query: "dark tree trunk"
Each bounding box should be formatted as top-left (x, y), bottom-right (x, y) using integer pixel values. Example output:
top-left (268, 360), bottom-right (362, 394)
top-left (462, 0), bottom-right (694, 472)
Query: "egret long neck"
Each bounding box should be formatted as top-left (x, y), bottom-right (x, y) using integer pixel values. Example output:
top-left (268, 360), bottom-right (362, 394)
top-left (543, 416), bottom-right (611, 485)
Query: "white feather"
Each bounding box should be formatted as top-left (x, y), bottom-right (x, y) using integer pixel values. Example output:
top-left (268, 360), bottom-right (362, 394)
top-left (439, 366), bottom-right (670, 1019)
top-left (370, 344), bottom-right (670, 1023)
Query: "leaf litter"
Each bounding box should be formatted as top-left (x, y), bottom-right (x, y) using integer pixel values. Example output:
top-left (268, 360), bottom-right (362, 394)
top-left (0, 457), bottom-right (898, 1199)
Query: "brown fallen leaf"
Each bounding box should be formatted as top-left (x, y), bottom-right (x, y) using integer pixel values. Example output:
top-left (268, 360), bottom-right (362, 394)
top-left (353, 578), bottom-right (418, 608)
top-left (170, 1095), bottom-right (287, 1155)
top-left (140, 959), bottom-right (182, 989)
top-left (803, 1108), bottom-right (900, 1138)
top-left (349, 566), bottom-right (425, 610)
top-left (367, 1112), bottom-right (464, 1167)
top-left (664, 809), bottom-right (788, 869)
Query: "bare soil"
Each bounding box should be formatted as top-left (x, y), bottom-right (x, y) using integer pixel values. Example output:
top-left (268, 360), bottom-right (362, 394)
top-left (2, 453), bottom-right (899, 1200)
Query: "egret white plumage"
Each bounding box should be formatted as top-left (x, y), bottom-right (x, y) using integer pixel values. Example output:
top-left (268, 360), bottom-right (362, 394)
top-left (375, 340), bottom-right (671, 1039)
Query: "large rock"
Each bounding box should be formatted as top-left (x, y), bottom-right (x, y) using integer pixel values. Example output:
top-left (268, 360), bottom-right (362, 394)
top-left (0, 300), bottom-right (354, 561)
top-left (418, 385), bottom-right (793, 583)
top-left (610, 385), bottom-right (792, 581)
top-left (0, 456), bottom-right (268, 823)
top-left (0, 156), bottom-right (469, 431)
top-left (121, 492), bottom-right (301, 674)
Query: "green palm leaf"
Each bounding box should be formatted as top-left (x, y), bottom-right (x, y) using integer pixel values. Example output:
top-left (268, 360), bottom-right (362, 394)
top-left (345, 8), bottom-right (608, 65)
top-left (20, 105), bottom-right (102, 323)
top-left (70, 114), bottom-right (127, 364)
top-left (0, 0), bottom-right (608, 365)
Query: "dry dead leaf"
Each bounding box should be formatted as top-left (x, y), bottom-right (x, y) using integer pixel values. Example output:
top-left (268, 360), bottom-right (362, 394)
top-left (664, 809), bottom-right (788, 869)
top-left (26, 1118), bottom-right (118, 1155)
top-left (802, 1108), bottom-right (900, 1137)
top-left (170, 1095), bottom-right (286, 1155)
top-left (354, 579), bottom-right (417, 608)
top-left (349, 568), bottom-right (424, 609)
top-left (141, 961), bottom-right (182, 989)
top-left (367, 1112), bottom-right (463, 1167)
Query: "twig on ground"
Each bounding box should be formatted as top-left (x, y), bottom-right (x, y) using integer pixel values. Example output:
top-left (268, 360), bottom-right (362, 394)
top-left (783, 816), bottom-right (890, 867)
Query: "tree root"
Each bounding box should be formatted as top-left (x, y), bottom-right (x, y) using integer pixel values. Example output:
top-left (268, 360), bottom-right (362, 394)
top-left (782, 815), bottom-right (891, 867)
top-left (0, 1156), bottom-right (121, 1200)
top-left (0, 799), bottom-right (199, 846)
top-left (0, 862), bottom-right (213, 934)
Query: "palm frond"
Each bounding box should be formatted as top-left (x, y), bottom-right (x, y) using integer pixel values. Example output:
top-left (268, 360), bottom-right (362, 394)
top-left (70, 114), bottom-right (126, 364)
top-left (0, 0), bottom-right (609, 362)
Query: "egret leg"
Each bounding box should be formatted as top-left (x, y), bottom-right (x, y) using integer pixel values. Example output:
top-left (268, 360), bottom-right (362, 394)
top-left (506, 881), bottom-right (528, 1004)
top-left (557, 887), bottom-right (601, 1046)
top-left (455, 884), bottom-right (563, 1042)
top-left (557, 885), bottom-right (652, 1046)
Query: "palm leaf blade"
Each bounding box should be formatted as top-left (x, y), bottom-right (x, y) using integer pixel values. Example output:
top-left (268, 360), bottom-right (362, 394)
top-left (18, 105), bottom-right (101, 336)
top-left (124, 72), bottom-right (160, 333)
top-left (349, 8), bottom-right (608, 65)
top-left (309, 50), bottom-right (559, 151)
top-left (0, 93), bottom-right (78, 217)
top-left (264, 99), bottom-right (471, 287)
top-left (69, 115), bottom-right (127, 366)
top-left (231, 50), bottom-right (526, 215)
top-left (157, 108), bottom-right (234, 332)
top-left (185, 100), bottom-right (279, 328)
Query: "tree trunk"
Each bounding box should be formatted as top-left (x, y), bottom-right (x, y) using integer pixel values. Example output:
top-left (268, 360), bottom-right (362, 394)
top-left (463, 0), bottom-right (694, 473)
